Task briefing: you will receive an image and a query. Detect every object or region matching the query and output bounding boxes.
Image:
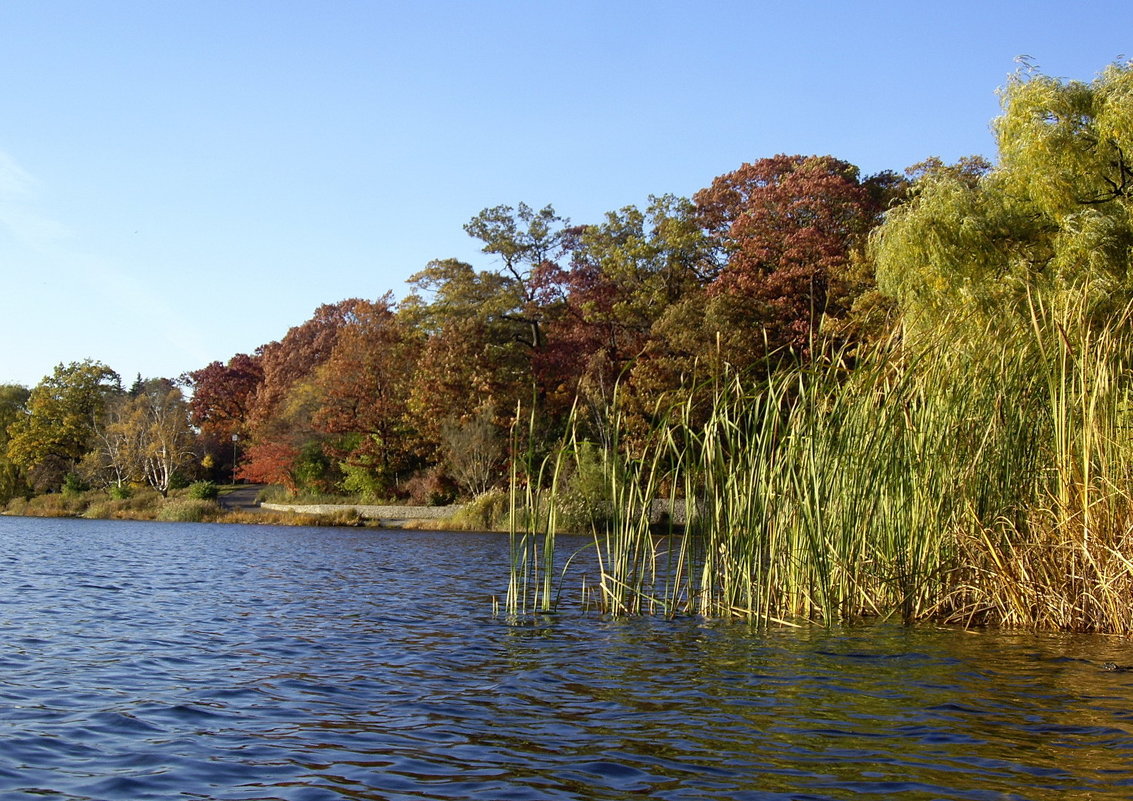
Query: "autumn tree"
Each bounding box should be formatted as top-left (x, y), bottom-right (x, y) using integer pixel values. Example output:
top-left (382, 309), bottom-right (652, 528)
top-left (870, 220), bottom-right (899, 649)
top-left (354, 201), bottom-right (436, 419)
top-left (0, 384), bottom-right (30, 503)
top-left (544, 194), bottom-right (717, 442)
top-left (247, 300), bottom-right (367, 432)
top-left (185, 352), bottom-right (262, 437)
top-left (235, 441), bottom-right (303, 492)
top-left (311, 295), bottom-right (423, 498)
top-left (402, 259), bottom-right (534, 454)
top-left (6, 361), bottom-right (121, 492)
top-left (404, 316), bottom-right (523, 452)
top-left (238, 300), bottom-right (368, 490)
top-left (563, 194), bottom-right (714, 350)
top-left (184, 352), bottom-right (263, 480)
top-left (692, 154), bottom-right (889, 365)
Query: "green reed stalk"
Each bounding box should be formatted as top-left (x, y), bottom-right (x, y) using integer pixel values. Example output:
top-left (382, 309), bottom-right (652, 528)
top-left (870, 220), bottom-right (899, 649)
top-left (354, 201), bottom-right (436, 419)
top-left (506, 397), bottom-right (560, 616)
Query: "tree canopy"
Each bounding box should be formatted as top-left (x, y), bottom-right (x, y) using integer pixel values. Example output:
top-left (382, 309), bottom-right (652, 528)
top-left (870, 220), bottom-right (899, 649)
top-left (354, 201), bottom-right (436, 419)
top-left (7, 361), bottom-right (122, 492)
top-left (873, 63), bottom-right (1133, 333)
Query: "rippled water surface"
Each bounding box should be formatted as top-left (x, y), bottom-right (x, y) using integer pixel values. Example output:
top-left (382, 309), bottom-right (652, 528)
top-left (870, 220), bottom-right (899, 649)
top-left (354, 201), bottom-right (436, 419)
top-left (2, 516), bottom-right (1132, 800)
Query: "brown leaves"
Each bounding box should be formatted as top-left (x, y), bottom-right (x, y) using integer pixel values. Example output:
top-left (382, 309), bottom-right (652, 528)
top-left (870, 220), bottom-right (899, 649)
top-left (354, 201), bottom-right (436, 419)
top-left (693, 154), bottom-right (884, 358)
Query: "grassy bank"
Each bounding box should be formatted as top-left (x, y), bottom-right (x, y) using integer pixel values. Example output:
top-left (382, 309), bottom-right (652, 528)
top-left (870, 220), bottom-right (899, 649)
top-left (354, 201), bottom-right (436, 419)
top-left (2, 484), bottom-right (372, 527)
top-left (509, 296), bottom-right (1133, 633)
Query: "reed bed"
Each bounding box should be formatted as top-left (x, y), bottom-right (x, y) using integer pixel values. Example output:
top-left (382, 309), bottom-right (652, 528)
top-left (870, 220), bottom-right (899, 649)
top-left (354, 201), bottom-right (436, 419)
top-left (508, 294), bottom-right (1133, 632)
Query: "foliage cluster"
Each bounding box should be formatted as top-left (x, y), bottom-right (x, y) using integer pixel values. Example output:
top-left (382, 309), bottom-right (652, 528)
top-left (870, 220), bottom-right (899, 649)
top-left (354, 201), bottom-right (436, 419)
top-left (186, 481), bottom-right (219, 500)
top-left (7, 61), bottom-right (1133, 633)
top-left (505, 62), bottom-right (1133, 632)
top-left (173, 147), bottom-right (897, 504)
top-left (2, 367), bottom-right (199, 500)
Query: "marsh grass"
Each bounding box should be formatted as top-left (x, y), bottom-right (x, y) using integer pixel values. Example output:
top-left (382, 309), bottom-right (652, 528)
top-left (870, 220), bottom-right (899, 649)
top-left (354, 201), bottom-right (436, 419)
top-left (510, 293), bottom-right (1133, 632)
top-left (255, 485), bottom-right (386, 506)
top-left (4, 492), bottom-right (89, 517)
top-left (446, 490), bottom-right (509, 531)
top-left (156, 498), bottom-right (221, 523)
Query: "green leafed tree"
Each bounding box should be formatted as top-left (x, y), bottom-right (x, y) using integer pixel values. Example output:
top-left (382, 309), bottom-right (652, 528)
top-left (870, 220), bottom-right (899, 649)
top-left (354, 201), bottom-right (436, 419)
top-left (873, 62), bottom-right (1133, 333)
top-left (0, 384), bottom-right (31, 504)
top-left (562, 194), bottom-right (714, 360)
top-left (6, 361), bottom-right (121, 492)
top-left (463, 202), bottom-right (571, 351)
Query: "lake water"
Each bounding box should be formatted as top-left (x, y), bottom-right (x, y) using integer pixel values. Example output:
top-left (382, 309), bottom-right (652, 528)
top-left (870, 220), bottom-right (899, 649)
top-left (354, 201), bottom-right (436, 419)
top-left (1, 516), bottom-right (1132, 800)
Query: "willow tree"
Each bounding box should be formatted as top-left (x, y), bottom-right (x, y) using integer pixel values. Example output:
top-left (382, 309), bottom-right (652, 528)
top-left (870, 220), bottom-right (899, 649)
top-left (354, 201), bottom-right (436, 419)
top-left (873, 61), bottom-right (1133, 331)
top-left (869, 62), bottom-right (1133, 631)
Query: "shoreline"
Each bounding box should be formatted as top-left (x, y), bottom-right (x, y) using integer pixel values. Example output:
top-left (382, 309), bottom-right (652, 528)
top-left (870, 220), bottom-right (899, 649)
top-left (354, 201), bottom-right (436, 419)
top-left (260, 501), bottom-right (464, 528)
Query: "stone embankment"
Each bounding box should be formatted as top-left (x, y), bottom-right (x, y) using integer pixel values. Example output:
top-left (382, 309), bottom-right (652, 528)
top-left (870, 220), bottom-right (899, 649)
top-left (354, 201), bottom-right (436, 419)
top-left (260, 503), bottom-right (462, 527)
top-left (262, 499), bottom-right (688, 528)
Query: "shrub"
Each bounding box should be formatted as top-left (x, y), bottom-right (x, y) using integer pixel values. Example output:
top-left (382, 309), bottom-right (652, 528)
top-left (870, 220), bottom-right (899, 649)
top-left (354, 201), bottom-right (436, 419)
top-left (186, 481), bottom-right (219, 500)
top-left (403, 466), bottom-right (457, 506)
top-left (312, 507), bottom-right (365, 527)
top-left (157, 499), bottom-right (219, 523)
top-left (442, 406), bottom-right (504, 496)
top-left (62, 473), bottom-right (89, 495)
top-left (553, 441), bottom-right (614, 534)
top-left (13, 491), bottom-right (91, 517)
top-left (339, 463), bottom-right (387, 502)
top-left (449, 489), bottom-right (509, 530)
top-left (3, 496), bottom-right (29, 515)
top-left (83, 500), bottom-right (123, 519)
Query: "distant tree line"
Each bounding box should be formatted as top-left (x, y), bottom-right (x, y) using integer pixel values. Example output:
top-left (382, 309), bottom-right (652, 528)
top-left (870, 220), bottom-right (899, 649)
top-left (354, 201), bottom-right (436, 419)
top-left (2, 62), bottom-right (1130, 509)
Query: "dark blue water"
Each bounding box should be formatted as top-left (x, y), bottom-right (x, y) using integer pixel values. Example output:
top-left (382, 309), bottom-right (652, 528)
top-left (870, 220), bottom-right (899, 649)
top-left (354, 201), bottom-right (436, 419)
top-left (1, 516), bottom-right (1132, 800)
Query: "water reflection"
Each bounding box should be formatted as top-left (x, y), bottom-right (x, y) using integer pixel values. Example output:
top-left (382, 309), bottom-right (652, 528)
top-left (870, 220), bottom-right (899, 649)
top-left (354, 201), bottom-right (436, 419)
top-left (0, 516), bottom-right (1130, 800)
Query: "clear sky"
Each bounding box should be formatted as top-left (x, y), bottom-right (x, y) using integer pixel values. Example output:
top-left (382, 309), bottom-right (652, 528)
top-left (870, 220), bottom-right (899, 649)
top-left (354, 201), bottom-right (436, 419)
top-left (1, 1), bottom-right (1129, 388)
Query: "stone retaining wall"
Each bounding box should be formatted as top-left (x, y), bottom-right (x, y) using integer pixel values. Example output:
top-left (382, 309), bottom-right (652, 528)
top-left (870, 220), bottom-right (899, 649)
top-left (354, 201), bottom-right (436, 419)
top-left (262, 499), bottom-right (689, 526)
top-left (261, 503), bottom-right (463, 521)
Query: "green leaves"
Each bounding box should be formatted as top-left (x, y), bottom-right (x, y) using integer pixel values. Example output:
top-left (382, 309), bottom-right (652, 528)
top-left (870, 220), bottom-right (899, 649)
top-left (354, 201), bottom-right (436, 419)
top-left (873, 61), bottom-right (1133, 337)
top-left (6, 360), bottom-right (121, 492)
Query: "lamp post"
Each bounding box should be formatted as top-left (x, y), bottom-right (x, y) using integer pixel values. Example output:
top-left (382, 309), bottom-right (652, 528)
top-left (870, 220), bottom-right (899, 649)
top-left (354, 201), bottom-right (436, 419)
top-left (231, 434), bottom-right (239, 485)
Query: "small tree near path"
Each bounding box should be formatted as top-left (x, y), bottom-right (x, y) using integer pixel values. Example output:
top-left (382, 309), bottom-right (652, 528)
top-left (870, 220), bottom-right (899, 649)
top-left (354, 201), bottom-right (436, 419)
top-left (441, 405), bottom-right (504, 497)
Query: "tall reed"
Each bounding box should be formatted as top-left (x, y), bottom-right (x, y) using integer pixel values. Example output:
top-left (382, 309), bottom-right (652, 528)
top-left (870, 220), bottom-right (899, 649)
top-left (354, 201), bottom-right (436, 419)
top-left (947, 294), bottom-right (1133, 632)
top-left (508, 293), bottom-right (1133, 632)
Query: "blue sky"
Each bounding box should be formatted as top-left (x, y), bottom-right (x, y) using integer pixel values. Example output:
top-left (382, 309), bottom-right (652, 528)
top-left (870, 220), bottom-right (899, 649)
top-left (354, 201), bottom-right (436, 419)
top-left (1, 1), bottom-right (1129, 387)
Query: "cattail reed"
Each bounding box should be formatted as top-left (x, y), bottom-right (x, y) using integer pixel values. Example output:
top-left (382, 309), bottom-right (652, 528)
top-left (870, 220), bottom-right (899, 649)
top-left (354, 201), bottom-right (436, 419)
top-left (508, 293), bottom-right (1133, 633)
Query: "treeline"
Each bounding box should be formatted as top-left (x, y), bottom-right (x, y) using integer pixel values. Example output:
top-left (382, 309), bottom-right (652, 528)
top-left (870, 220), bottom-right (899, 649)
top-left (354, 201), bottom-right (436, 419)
top-left (3, 62), bottom-right (1132, 523)
top-left (0, 370), bottom-right (196, 501)
top-left (0, 151), bottom-right (903, 505)
top-left (186, 152), bottom-right (904, 504)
